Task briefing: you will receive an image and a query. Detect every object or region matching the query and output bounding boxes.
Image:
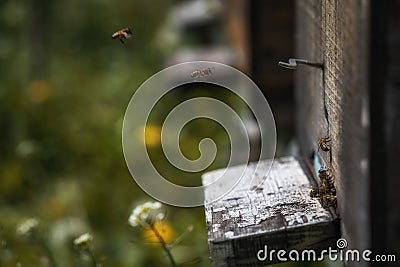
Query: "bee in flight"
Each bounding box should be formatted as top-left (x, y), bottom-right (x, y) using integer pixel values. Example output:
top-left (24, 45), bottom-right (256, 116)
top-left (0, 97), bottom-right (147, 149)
top-left (112, 27), bottom-right (133, 44)
top-left (190, 67), bottom-right (214, 79)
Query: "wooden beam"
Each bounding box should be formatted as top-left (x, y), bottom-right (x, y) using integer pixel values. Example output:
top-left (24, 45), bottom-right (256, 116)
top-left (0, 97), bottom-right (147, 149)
top-left (295, 2), bottom-right (371, 265)
top-left (203, 156), bottom-right (340, 266)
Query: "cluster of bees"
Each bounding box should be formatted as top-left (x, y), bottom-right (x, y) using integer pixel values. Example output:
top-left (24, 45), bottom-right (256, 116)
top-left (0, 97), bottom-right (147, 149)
top-left (310, 137), bottom-right (337, 208)
top-left (310, 168), bottom-right (337, 208)
top-left (190, 67), bottom-right (214, 79)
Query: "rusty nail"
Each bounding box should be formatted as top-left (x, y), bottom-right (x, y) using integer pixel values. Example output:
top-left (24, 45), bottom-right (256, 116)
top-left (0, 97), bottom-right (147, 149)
top-left (278, 58), bottom-right (324, 70)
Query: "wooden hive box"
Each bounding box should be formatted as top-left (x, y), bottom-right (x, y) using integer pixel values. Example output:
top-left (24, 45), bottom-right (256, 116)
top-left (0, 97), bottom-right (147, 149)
top-left (203, 156), bottom-right (340, 266)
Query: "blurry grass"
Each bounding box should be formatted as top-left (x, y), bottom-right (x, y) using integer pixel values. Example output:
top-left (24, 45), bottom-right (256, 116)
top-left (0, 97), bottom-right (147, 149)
top-left (0, 0), bottom-right (309, 266)
top-left (0, 0), bottom-right (211, 266)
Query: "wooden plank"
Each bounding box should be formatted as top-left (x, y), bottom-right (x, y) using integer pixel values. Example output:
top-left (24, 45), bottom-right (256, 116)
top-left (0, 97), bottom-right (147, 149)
top-left (295, 2), bottom-right (370, 265)
top-left (203, 156), bottom-right (339, 266)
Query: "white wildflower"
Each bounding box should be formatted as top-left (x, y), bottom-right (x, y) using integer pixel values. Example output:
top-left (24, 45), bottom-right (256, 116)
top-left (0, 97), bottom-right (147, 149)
top-left (16, 218), bottom-right (39, 236)
top-left (128, 201), bottom-right (165, 227)
top-left (73, 233), bottom-right (93, 248)
top-left (156, 213), bottom-right (165, 221)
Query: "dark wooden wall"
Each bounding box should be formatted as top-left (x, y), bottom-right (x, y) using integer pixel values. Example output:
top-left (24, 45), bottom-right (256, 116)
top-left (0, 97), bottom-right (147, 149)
top-left (296, 1), bottom-right (400, 266)
top-left (370, 0), bottom-right (400, 264)
top-left (296, 0), bottom-right (370, 265)
top-left (250, 0), bottom-right (294, 143)
top-left (205, 1), bottom-right (400, 265)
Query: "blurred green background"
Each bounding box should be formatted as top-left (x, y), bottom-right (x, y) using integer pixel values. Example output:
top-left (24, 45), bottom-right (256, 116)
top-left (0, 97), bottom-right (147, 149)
top-left (0, 0), bottom-right (233, 266)
top-left (0, 0), bottom-right (330, 266)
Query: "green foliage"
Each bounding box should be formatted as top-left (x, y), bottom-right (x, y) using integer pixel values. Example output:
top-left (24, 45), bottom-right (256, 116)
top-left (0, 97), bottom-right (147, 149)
top-left (0, 0), bottom-right (212, 266)
top-left (0, 1), bottom-right (306, 266)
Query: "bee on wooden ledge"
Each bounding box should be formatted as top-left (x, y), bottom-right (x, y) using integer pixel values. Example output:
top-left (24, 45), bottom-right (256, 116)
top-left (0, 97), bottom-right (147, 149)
top-left (310, 136), bottom-right (337, 208)
top-left (310, 167), bottom-right (337, 208)
top-left (112, 27), bottom-right (133, 44)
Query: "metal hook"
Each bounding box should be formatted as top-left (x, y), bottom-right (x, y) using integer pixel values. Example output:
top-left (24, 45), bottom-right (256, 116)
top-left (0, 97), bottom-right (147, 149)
top-left (278, 58), bottom-right (324, 70)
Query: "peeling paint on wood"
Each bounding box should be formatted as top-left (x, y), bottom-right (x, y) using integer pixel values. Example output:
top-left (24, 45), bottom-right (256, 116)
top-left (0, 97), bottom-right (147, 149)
top-left (203, 156), bottom-right (340, 266)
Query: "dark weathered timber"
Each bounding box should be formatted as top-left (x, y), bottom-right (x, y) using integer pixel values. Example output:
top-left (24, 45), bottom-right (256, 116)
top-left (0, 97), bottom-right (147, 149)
top-left (295, 2), bottom-right (370, 266)
top-left (203, 156), bottom-right (339, 267)
top-left (369, 1), bottom-right (400, 265)
top-left (250, 0), bottom-right (295, 128)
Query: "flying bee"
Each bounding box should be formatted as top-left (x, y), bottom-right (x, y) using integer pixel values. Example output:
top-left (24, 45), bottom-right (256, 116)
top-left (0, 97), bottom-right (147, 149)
top-left (112, 27), bottom-right (133, 44)
top-left (317, 136), bottom-right (332, 152)
top-left (190, 67), bottom-right (214, 79)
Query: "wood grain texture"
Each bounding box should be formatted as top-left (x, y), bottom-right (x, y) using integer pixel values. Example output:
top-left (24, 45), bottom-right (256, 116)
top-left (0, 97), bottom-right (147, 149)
top-left (295, 2), bottom-right (370, 266)
top-left (203, 156), bottom-right (339, 266)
